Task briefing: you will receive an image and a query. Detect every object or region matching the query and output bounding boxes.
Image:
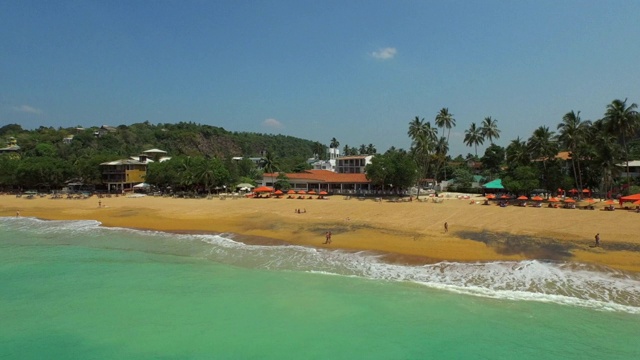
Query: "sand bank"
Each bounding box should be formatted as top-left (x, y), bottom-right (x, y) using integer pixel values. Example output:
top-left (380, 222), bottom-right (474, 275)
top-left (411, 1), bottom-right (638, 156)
top-left (2, 194), bottom-right (639, 272)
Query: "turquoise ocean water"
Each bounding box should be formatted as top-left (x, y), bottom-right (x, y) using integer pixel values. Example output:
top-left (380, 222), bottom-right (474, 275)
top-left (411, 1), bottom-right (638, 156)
top-left (1, 217), bottom-right (639, 359)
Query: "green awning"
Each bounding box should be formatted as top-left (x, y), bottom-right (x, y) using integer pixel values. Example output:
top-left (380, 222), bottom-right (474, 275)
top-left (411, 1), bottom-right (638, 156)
top-left (482, 179), bottom-right (504, 189)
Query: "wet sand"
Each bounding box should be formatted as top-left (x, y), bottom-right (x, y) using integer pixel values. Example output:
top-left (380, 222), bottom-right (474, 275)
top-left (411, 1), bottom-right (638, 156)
top-left (2, 194), bottom-right (639, 272)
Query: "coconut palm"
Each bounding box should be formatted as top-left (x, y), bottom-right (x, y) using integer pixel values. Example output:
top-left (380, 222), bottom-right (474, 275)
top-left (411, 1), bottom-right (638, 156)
top-left (527, 126), bottom-right (558, 170)
top-left (366, 143), bottom-right (377, 154)
top-left (588, 119), bottom-right (623, 196)
top-left (557, 110), bottom-right (591, 192)
top-left (603, 98), bottom-right (639, 187)
top-left (262, 150), bottom-right (279, 186)
top-left (464, 122), bottom-right (484, 156)
top-left (330, 137), bottom-right (340, 149)
top-left (408, 116), bottom-right (427, 140)
top-left (481, 117), bottom-right (501, 144)
top-left (434, 108), bottom-right (456, 143)
top-left (527, 126), bottom-right (558, 192)
top-left (506, 137), bottom-right (529, 167)
top-left (434, 108), bottom-right (455, 180)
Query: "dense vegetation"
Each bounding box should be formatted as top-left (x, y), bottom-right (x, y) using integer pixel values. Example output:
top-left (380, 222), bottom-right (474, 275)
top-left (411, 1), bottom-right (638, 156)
top-left (1, 98), bottom-right (639, 196)
top-left (0, 121), bottom-right (325, 191)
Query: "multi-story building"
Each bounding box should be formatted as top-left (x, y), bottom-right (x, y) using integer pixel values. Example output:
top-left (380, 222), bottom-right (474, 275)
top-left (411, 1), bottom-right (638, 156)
top-left (336, 155), bottom-right (373, 174)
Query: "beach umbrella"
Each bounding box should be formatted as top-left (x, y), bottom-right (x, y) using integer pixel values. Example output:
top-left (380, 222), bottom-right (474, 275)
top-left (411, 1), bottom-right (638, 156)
top-left (274, 190), bottom-right (283, 195)
top-left (583, 198), bottom-right (595, 203)
top-left (500, 195), bottom-right (510, 199)
top-left (633, 200), bottom-right (640, 205)
top-left (308, 190), bottom-right (317, 195)
top-left (517, 195), bottom-right (528, 200)
top-left (563, 198), bottom-right (576, 203)
top-left (297, 190), bottom-right (307, 195)
top-left (319, 191), bottom-right (328, 195)
top-left (568, 189), bottom-right (579, 194)
top-left (531, 196), bottom-right (543, 201)
top-left (605, 199), bottom-right (616, 205)
top-left (287, 190), bottom-right (296, 195)
top-left (486, 194), bottom-right (496, 199)
top-left (548, 197), bottom-right (559, 202)
top-left (254, 186), bottom-right (274, 193)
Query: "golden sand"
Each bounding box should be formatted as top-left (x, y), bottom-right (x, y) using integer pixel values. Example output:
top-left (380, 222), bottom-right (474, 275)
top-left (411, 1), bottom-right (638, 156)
top-left (2, 194), bottom-right (639, 272)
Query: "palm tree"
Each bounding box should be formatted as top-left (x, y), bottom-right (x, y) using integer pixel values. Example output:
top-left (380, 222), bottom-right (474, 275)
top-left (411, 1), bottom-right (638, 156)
top-left (589, 119), bottom-right (623, 197)
top-left (434, 108), bottom-right (456, 144)
top-left (262, 150), bottom-right (279, 187)
top-left (359, 144), bottom-right (367, 154)
top-left (434, 108), bottom-right (455, 180)
top-left (481, 117), bottom-right (501, 144)
top-left (408, 116), bottom-right (427, 140)
top-left (506, 137), bottom-right (529, 167)
top-left (527, 126), bottom-right (558, 192)
top-left (366, 143), bottom-right (377, 154)
top-left (464, 122), bottom-right (484, 156)
top-left (557, 110), bottom-right (591, 192)
top-left (408, 116), bottom-right (437, 185)
top-left (330, 137), bottom-right (340, 149)
top-left (603, 98), bottom-right (639, 188)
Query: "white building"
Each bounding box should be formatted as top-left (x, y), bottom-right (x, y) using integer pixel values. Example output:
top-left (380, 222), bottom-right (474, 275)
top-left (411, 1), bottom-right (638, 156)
top-left (312, 147), bottom-right (340, 172)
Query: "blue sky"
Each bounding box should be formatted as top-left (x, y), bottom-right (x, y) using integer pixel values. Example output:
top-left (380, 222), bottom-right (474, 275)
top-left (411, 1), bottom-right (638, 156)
top-left (2, 0), bottom-right (639, 157)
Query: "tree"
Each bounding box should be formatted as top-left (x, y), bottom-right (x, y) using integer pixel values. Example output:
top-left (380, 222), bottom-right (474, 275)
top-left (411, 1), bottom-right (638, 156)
top-left (481, 144), bottom-right (505, 177)
top-left (506, 137), bottom-right (529, 168)
top-left (366, 143), bottom-right (377, 154)
top-left (330, 137), bottom-right (340, 149)
top-left (464, 122), bottom-right (484, 156)
top-left (365, 148), bottom-right (418, 192)
top-left (481, 117), bottom-right (501, 144)
top-left (527, 126), bottom-right (558, 191)
top-left (502, 166), bottom-right (540, 195)
top-left (261, 150), bottom-right (279, 186)
top-left (604, 98), bottom-right (639, 187)
top-left (434, 108), bottom-right (455, 180)
top-left (557, 110), bottom-right (591, 192)
top-left (274, 173), bottom-right (291, 191)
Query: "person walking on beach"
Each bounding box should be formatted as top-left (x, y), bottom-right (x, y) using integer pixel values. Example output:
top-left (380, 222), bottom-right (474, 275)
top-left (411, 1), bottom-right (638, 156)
top-left (16, 210), bottom-right (20, 217)
top-left (98, 200), bottom-right (102, 208)
top-left (324, 231), bottom-right (332, 244)
top-left (595, 233), bottom-right (600, 247)
top-left (444, 222), bottom-right (448, 233)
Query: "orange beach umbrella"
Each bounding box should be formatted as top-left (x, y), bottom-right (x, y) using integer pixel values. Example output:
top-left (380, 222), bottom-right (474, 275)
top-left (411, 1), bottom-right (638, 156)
top-left (531, 196), bottom-right (543, 201)
top-left (548, 197), bottom-right (559, 202)
top-left (274, 190), bottom-right (283, 195)
top-left (564, 198), bottom-right (576, 203)
top-left (319, 191), bottom-right (328, 195)
top-left (287, 190), bottom-right (296, 195)
top-left (517, 195), bottom-right (528, 200)
top-left (486, 194), bottom-right (496, 199)
top-left (254, 186), bottom-right (274, 193)
top-left (297, 190), bottom-right (306, 195)
top-left (308, 190), bottom-right (317, 195)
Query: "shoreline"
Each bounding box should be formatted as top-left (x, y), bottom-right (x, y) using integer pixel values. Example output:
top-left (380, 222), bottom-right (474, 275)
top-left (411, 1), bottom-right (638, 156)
top-left (2, 194), bottom-right (639, 272)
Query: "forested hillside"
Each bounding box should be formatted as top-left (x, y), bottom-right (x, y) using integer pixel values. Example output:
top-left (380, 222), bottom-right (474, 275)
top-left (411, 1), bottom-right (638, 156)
top-left (0, 121), bottom-right (325, 190)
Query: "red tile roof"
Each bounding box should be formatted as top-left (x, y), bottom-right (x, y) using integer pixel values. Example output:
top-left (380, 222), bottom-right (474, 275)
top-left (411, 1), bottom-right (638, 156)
top-left (264, 170), bottom-right (369, 183)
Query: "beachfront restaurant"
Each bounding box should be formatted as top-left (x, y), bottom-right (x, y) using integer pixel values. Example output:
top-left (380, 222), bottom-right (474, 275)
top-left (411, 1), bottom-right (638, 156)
top-left (261, 170), bottom-right (372, 194)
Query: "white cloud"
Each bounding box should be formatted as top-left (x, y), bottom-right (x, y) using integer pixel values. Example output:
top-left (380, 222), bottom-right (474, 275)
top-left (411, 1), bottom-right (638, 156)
top-left (370, 47), bottom-right (397, 60)
top-left (14, 105), bottom-right (43, 115)
top-left (263, 118), bottom-right (282, 128)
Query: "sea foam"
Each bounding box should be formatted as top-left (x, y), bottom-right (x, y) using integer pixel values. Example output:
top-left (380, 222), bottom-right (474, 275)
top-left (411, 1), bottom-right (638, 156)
top-left (2, 217), bottom-right (640, 313)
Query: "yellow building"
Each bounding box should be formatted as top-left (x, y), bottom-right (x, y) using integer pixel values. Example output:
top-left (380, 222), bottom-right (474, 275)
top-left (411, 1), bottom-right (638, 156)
top-left (100, 155), bottom-right (148, 193)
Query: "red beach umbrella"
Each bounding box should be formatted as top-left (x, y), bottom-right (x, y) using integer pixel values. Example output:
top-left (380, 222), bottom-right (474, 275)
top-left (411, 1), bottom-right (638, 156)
top-left (531, 196), bottom-right (543, 201)
top-left (319, 191), bottom-right (328, 195)
top-left (287, 190), bottom-right (296, 195)
top-left (274, 190), bottom-right (283, 195)
top-left (548, 197), bottom-right (559, 202)
top-left (297, 190), bottom-right (307, 195)
top-left (308, 190), bottom-right (317, 195)
top-left (517, 195), bottom-right (528, 200)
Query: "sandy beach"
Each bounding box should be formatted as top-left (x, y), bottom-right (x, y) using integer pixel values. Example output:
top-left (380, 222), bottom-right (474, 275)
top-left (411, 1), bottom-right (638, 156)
top-left (2, 194), bottom-right (639, 272)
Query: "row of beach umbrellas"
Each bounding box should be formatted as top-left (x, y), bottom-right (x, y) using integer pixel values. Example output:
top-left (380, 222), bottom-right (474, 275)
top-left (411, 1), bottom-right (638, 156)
top-left (253, 186), bottom-right (328, 196)
top-left (485, 194), bottom-right (626, 205)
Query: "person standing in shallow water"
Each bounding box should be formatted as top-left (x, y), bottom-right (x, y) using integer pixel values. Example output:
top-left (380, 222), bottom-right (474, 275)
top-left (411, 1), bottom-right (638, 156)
top-left (324, 231), bottom-right (332, 244)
